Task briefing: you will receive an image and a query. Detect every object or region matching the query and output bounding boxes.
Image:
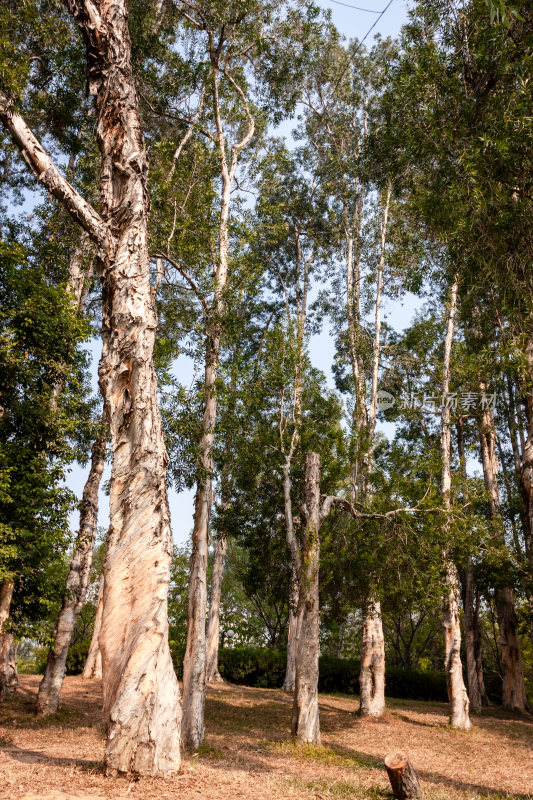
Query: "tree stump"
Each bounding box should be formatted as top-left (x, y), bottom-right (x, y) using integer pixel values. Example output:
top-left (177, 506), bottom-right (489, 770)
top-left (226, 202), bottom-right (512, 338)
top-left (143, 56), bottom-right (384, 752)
top-left (384, 751), bottom-right (422, 799)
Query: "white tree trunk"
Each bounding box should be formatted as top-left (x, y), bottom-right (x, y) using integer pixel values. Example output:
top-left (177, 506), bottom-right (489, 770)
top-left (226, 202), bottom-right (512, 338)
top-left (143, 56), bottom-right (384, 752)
top-left (69, 0), bottom-right (181, 775)
top-left (1, 0), bottom-right (182, 774)
top-left (283, 562), bottom-right (299, 692)
top-left (440, 280), bottom-right (470, 730)
top-left (205, 533), bottom-right (227, 684)
top-left (292, 452), bottom-right (322, 745)
top-left (83, 575), bottom-right (103, 680)
top-left (181, 338), bottom-right (217, 749)
top-left (37, 433), bottom-right (106, 715)
top-left (0, 581), bottom-right (17, 701)
top-left (359, 599), bottom-right (386, 716)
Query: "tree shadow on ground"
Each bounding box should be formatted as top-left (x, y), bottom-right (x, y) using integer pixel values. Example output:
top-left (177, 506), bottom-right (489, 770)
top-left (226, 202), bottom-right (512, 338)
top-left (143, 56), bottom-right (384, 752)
top-left (330, 740), bottom-right (533, 800)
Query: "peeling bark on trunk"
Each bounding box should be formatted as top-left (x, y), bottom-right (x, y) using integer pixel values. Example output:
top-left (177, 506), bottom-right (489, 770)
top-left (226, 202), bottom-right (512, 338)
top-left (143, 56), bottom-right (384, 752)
top-left (292, 452), bottom-right (322, 745)
top-left (181, 34), bottom-right (254, 748)
top-left (283, 561), bottom-right (299, 692)
top-left (456, 420), bottom-right (488, 711)
top-left (349, 187), bottom-right (390, 718)
top-left (441, 280), bottom-right (470, 730)
top-left (519, 330), bottom-right (533, 645)
top-left (37, 433), bottom-right (106, 716)
top-left (0, 582), bottom-right (16, 701)
top-left (359, 599), bottom-right (385, 717)
top-left (1, 0), bottom-right (181, 775)
top-left (0, 635), bottom-right (17, 701)
top-left (205, 533), bottom-right (227, 684)
top-left (83, 576), bottom-right (103, 680)
top-left (68, 0), bottom-right (181, 775)
top-left (181, 335), bottom-right (216, 750)
top-left (478, 395), bottom-right (528, 712)
top-left (462, 563), bottom-right (488, 711)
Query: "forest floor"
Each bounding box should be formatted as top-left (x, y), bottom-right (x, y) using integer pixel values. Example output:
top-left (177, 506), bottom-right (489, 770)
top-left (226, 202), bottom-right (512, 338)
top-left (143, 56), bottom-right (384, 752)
top-left (0, 676), bottom-right (532, 800)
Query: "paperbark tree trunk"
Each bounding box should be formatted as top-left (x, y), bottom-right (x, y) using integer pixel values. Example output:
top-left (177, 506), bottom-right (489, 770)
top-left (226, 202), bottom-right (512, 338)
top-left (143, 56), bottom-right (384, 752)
top-left (519, 330), bottom-right (533, 644)
top-left (83, 576), bottom-right (103, 680)
top-left (359, 599), bottom-right (386, 717)
top-left (283, 561), bottom-right (299, 692)
top-left (462, 563), bottom-right (487, 712)
top-left (440, 280), bottom-right (470, 730)
top-left (205, 533), bottom-right (227, 684)
top-left (358, 192), bottom-right (389, 718)
top-left (1, 0), bottom-right (182, 775)
top-left (292, 452), bottom-right (322, 744)
top-left (37, 432), bottom-right (106, 715)
top-left (180, 31), bottom-right (255, 748)
top-left (478, 398), bottom-right (528, 712)
top-left (456, 419), bottom-right (488, 711)
top-left (279, 227), bottom-right (310, 693)
top-left (0, 581), bottom-right (17, 701)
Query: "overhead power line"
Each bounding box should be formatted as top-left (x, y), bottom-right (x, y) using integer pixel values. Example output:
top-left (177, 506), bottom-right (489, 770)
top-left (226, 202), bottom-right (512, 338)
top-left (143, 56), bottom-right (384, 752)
top-left (328, 0), bottom-right (383, 13)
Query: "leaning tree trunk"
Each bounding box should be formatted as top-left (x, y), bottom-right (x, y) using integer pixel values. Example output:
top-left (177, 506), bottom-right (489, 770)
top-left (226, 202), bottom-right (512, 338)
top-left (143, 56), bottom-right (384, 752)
top-left (83, 576), bottom-right (103, 680)
top-left (440, 280), bottom-right (470, 730)
top-left (359, 598), bottom-right (386, 717)
top-left (37, 432), bottom-right (106, 715)
top-left (205, 533), bottom-right (227, 684)
top-left (518, 331), bottom-right (533, 645)
top-left (0, 581), bottom-right (17, 701)
top-left (292, 452), bottom-right (322, 745)
top-left (0, 0), bottom-right (181, 775)
top-left (478, 395), bottom-right (528, 712)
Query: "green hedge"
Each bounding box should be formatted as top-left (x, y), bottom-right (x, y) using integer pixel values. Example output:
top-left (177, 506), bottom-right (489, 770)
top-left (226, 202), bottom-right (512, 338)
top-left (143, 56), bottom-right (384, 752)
top-left (169, 644), bottom-right (462, 702)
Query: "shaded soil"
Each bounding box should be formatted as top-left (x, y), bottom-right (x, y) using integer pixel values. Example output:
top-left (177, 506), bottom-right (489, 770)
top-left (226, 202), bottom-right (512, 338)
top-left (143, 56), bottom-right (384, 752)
top-left (1, 675), bottom-right (532, 800)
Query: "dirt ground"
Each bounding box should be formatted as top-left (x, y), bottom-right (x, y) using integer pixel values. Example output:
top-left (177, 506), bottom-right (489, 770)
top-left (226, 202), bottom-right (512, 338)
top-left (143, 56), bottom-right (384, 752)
top-left (1, 676), bottom-right (532, 800)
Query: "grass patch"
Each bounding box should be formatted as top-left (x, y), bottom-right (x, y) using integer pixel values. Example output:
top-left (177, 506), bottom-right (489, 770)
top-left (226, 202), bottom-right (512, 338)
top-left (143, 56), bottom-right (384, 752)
top-left (197, 742), bottom-right (224, 760)
top-left (270, 740), bottom-right (382, 770)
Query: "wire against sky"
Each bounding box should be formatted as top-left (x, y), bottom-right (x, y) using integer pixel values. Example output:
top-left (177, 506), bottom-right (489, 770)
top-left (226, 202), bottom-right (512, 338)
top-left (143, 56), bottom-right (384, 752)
top-left (328, 0), bottom-right (382, 12)
top-left (352, 0), bottom-right (395, 53)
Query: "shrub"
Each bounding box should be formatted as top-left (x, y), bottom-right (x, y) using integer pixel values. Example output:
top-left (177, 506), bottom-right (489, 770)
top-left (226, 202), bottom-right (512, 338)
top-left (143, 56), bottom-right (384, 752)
top-left (168, 644), bottom-right (462, 702)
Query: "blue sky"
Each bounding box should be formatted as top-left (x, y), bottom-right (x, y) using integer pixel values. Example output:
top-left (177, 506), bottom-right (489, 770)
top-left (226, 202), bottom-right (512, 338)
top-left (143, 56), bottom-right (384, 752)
top-left (66, 0), bottom-right (417, 548)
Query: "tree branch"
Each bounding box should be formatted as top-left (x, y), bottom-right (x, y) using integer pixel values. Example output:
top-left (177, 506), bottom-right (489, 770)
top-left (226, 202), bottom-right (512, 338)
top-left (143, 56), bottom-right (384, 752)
top-left (0, 91), bottom-right (110, 252)
top-left (153, 251), bottom-right (210, 315)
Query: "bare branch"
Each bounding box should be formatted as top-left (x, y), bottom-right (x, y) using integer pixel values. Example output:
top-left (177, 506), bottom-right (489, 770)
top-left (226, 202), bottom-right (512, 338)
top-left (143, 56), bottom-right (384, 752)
top-left (0, 91), bottom-right (110, 252)
top-left (153, 251), bottom-right (210, 315)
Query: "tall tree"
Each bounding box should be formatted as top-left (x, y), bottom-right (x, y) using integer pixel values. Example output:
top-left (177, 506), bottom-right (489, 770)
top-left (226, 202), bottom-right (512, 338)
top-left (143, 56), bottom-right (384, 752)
top-left (1, 0), bottom-right (182, 773)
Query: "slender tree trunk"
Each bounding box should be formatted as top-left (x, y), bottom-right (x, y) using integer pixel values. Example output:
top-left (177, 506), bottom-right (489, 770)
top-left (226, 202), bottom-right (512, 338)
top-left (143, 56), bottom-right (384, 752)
top-left (359, 599), bottom-right (386, 716)
top-left (283, 561), bottom-right (299, 692)
top-left (205, 533), bottom-right (226, 684)
top-left (478, 395), bottom-right (528, 712)
top-left (292, 452), bottom-right (322, 744)
top-left (180, 41), bottom-right (254, 748)
top-left (456, 419), bottom-right (488, 711)
top-left (462, 563), bottom-right (489, 711)
top-left (83, 576), bottom-right (103, 680)
top-left (519, 331), bottom-right (533, 643)
top-left (0, 581), bottom-right (16, 701)
top-left (181, 334), bottom-right (217, 749)
top-left (37, 432), bottom-right (106, 715)
top-left (358, 186), bottom-right (390, 719)
top-left (440, 280), bottom-right (470, 730)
